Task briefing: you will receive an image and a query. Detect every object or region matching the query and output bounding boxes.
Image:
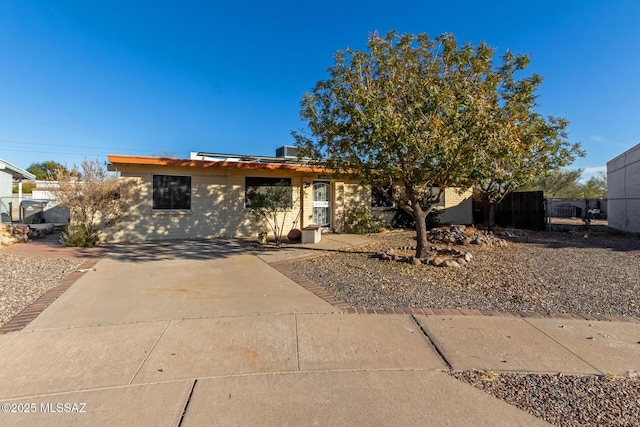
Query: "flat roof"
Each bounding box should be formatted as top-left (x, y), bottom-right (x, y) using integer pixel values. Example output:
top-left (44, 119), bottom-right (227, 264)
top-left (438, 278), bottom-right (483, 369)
top-left (0, 159), bottom-right (36, 180)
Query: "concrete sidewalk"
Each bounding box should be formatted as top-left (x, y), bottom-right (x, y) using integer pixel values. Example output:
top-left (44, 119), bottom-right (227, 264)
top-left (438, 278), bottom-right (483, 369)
top-left (0, 235), bottom-right (638, 426)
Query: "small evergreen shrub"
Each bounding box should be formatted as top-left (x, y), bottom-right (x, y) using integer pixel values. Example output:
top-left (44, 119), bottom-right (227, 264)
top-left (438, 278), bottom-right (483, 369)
top-left (343, 206), bottom-right (386, 234)
top-left (60, 224), bottom-right (100, 247)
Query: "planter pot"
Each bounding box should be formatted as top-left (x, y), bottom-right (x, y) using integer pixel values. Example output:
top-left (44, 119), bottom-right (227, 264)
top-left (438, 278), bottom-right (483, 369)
top-left (287, 229), bottom-right (302, 242)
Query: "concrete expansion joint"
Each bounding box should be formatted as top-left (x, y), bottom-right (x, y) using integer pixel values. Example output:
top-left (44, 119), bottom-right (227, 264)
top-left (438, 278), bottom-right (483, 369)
top-left (128, 320), bottom-right (172, 385)
top-left (522, 318), bottom-right (604, 375)
top-left (340, 307), bottom-right (640, 323)
top-left (177, 379), bottom-right (197, 427)
top-left (410, 315), bottom-right (453, 370)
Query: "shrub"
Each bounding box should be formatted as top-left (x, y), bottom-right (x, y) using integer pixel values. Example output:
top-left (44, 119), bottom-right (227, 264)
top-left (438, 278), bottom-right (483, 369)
top-left (248, 181), bottom-right (297, 246)
top-left (343, 206), bottom-right (386, 234)
top-left (54, 159), bottom-right (138, 247)
top-left (60, 224), bottom-right (100, 247)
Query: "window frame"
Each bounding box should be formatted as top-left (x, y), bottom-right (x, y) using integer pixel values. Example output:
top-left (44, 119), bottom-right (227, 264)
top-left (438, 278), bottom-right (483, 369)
top-left (152, 174), bottom-right (192, 211)
top-left (244, 177), bottom-right (292, 209)
top-left (371, 185), bottom-right (395, 209)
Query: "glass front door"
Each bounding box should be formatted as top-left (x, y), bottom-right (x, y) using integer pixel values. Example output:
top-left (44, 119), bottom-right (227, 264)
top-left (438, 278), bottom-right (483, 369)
top-left (312, 181), bottom-right (331, 228)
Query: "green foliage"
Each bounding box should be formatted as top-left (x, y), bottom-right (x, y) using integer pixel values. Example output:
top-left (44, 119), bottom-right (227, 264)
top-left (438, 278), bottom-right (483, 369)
top-left (248, 181), bottom-right (296, 245)
top-left (342, 206), bottom-right (386, 234)
top-left (519, 168), bottom-right (583, 198)
top-left (582, 173), bottom-right (607, 199)
top-left (519, 169), bottom-right (607, 199)
top-left (390, 206), bottom-right (442, 229)
top-left (26, 161), bottom-right (69, 180)
top-left (294, 31), bottom-right (581, 255)
top-left (60, 224), bottom-right (100, 247)
top-left (12, 182), bottom-right (36, 194)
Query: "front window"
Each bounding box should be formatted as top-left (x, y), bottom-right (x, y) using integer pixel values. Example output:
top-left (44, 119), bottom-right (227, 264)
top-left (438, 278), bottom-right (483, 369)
top-left (371, 186), bottom-right (394, 208)
top-left (245, 177), bottom-right (292, 208)
top-left (153, 175), bottom-right (191, 210)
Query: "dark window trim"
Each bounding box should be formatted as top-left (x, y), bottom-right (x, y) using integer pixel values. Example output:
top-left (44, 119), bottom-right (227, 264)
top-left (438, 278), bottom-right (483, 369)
top-left (152, 174), bottom-right (192, 211)
top-left (371, 185), bottom-right (394, 208)
top-left (244, 177), bottom-right (292, 209)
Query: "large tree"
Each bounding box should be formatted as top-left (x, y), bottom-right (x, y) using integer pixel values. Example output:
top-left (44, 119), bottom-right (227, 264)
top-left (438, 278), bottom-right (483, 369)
top-left (26, 160), bottom-right (69, 180)
top-left (294, 31), bottom-right (581, 257)
top-left (469, 70), bottom-right (583, 229)
top-left (581, 172), bottom-right (607, 199)
top-left (520, 168), bottom-right (584, 198)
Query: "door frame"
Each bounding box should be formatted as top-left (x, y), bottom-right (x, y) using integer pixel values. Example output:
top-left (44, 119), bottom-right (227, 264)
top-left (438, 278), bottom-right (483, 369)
top-left (312, 180), bottom-right (331, 229)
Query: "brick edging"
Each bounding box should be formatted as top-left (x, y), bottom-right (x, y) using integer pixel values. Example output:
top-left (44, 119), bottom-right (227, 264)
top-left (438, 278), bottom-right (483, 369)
top-left (0, 256), bottom-right (105, 334)
top-left (269, 261), bottom-right (640, 324)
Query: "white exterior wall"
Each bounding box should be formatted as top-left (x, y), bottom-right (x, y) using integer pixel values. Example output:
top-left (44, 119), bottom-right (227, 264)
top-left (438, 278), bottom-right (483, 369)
top-left (0, 171), bottom-right (12, 200)
top-left (0, 172), bottom-right (12, 221)
top-left (607, 143), bottom-right (640, 233)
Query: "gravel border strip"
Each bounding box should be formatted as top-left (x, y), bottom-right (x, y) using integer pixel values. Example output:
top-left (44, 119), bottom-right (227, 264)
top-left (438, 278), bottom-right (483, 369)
top-left (0, 256), bottom-right (104, 334)
top-left (270, 259), bottom-right (640, 324)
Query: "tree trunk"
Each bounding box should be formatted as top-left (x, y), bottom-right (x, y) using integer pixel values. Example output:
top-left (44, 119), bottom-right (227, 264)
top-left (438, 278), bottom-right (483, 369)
top-left (412, 203), bottom-right (430, 258)
top-left (488, 201), bottom-right (496, 233)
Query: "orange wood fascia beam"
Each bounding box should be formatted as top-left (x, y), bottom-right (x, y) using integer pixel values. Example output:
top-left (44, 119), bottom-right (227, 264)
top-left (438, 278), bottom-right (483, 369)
top-left (107, 154), bottom-right (329, 173)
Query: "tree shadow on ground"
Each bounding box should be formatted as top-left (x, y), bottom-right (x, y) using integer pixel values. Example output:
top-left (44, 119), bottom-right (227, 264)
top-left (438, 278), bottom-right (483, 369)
top-left (500, 228), bottom-right (640, 256)
top-left (106, 238), bottom-right (264, 262)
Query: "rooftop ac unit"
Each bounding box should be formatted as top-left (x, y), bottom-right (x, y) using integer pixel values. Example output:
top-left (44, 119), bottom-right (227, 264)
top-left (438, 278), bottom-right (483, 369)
top-left (276, 146), bottom-right (298, 158)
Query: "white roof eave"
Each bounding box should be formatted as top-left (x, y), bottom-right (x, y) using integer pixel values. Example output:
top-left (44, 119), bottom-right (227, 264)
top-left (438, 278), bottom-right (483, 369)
top-left (0, 159), bottom-right (36, 181)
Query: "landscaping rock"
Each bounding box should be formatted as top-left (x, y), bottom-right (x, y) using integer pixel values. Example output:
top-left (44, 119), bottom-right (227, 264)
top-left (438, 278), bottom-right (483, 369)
top-left (432, 257), bottom-right (444, 267)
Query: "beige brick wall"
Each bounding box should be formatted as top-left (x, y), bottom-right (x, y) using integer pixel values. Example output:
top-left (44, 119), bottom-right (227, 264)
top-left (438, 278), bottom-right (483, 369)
top-left (333, 181), bottom-right (369, 231)
top-left (439, 188), bottom-right (473, 224)
top-left (103, 163), bottom-right (473, 241)
top-left (103, 165), bottom-right (304, 242)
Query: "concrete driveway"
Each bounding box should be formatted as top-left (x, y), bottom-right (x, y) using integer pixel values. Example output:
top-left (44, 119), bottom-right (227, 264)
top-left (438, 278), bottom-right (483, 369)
top-left (26, 239), bottom-right (338, 330)
top-left (1, 235), bottom-right (637, 425)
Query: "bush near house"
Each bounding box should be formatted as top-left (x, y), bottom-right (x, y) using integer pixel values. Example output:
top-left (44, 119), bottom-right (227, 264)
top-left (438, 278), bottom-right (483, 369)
top-left (248, 181), bottom-right (296, 246)
top-left (342, 206), bottom-right (387, 234)
top-left (54, 159), bottom-right (138, 247)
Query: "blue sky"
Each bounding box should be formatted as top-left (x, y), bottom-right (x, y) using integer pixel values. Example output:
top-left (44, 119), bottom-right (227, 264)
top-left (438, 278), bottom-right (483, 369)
top-left (1, 1), bottom-right (639, 181)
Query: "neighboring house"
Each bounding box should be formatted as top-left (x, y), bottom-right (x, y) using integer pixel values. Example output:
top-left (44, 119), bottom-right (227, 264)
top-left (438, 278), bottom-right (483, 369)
top-left (607, 143), bottom-right (640, 233)
top-left (105, 147), bottom-right (473, 242)
top-left (0, 159), bottom-right (36, 223)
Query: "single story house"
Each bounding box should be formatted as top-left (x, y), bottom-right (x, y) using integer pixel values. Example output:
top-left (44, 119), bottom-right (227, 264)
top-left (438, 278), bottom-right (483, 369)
top-left (607, 143), bottom-right (640, 233)
top-left (0, 159), bottom-right (36, 223)
top-left (104, 147), bottom-right (473, 242)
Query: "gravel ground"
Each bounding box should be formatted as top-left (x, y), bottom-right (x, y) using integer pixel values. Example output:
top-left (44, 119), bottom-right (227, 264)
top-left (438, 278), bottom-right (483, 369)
top-left (2, 229), bottom-right (638, 425)
top-left (286, 229), bottom-right (640, 316)
top-left (0, 252), bottom-right (83, 327)
top-left (285, 228), bottom-right (640, 426)
top-left (450, 371), bottom-right (640, 427)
